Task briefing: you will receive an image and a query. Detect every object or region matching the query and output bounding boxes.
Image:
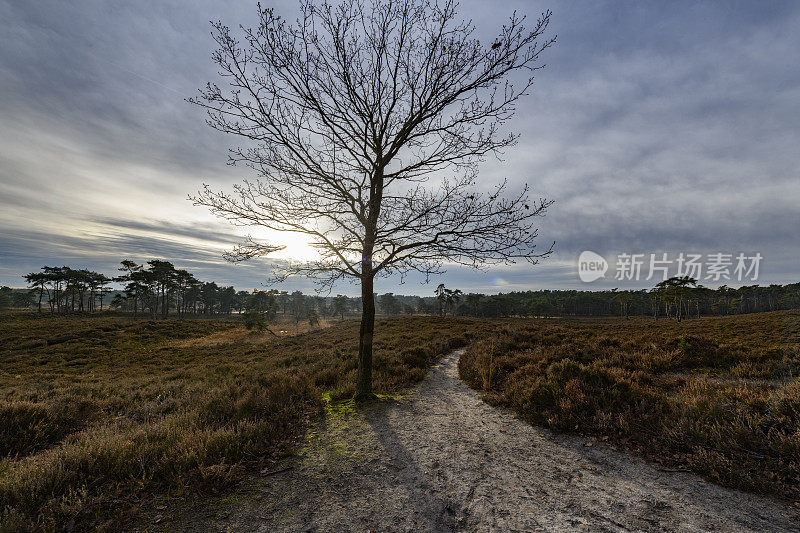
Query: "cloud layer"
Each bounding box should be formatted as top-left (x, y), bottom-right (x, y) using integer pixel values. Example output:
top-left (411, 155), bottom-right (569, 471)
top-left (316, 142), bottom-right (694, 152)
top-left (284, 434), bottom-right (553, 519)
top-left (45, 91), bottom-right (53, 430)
top-left (1, 0), bottom-right (798, 294)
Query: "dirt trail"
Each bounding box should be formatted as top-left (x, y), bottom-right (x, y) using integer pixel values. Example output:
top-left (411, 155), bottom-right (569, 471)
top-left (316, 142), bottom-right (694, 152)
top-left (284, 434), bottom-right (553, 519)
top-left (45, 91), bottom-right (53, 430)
top-left (145, 350), bottom-right (797, 532)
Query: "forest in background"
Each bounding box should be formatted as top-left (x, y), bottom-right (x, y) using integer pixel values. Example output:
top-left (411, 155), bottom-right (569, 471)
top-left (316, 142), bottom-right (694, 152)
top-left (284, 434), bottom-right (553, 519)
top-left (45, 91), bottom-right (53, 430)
top-left (2, 260), bottom-right (799, 321)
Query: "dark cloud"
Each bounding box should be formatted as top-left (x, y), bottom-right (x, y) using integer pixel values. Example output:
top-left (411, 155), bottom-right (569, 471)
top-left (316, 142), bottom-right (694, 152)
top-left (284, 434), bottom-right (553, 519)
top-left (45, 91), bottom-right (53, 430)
top-left (1, 0), bottom-right (799, 294)
top-left (89, 216), bottom-right (248, 247)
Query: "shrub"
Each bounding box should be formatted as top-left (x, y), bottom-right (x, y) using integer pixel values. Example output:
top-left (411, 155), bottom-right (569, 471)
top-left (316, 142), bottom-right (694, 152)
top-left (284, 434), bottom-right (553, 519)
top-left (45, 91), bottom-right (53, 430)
top-left (460, 311), bottom-right (800, 500)
top-left (243, 309), bottom-right (266, 331)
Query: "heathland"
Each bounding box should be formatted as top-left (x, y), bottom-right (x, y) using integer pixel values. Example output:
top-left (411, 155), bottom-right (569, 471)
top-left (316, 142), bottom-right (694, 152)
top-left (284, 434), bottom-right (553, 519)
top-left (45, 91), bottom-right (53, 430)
top-left (1, 311), bottom-right (798, 530)
top-left (460, 311), bottom-right (800, 499)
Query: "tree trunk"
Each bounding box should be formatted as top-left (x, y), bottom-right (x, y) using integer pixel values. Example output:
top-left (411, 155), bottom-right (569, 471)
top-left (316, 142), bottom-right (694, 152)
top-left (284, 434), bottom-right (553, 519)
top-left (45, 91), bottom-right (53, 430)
top-left (355, 273), bottom-right (376, 400)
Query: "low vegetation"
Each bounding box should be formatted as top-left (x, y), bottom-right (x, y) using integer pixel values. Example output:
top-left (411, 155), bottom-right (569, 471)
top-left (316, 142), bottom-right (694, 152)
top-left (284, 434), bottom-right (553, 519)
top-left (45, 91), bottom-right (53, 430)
top-left (4, 310), bottom-right (797, 530)
top-left (459, 311), bottom-right (800, 500)
top-left (0, 313), bottom-right (488, 531)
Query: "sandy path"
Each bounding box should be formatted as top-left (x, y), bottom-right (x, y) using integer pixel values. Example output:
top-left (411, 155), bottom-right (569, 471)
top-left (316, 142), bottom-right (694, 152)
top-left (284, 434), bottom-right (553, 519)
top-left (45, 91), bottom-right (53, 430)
top-left (146, 350), bottom-right (797, 532)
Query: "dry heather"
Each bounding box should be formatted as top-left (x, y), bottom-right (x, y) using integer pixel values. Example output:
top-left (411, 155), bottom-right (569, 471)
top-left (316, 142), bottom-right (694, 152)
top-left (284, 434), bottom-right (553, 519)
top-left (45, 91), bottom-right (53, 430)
top-left (0, 313), bottom-right (489, 531)
top-left (3, 311), bottom-right (797, 530)
top-left (459, 310), bottom-right (800, 501)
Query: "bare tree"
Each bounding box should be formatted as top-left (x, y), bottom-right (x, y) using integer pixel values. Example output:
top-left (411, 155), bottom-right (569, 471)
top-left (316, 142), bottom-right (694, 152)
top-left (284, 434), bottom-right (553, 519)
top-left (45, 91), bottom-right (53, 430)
top-left (191, 0), bottom-right (555, 399)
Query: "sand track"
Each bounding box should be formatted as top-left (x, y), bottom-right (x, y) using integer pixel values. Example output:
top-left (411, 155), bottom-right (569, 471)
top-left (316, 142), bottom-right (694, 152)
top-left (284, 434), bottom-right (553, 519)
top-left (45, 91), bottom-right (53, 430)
top-left (146, 349), bottom-right (797, 532)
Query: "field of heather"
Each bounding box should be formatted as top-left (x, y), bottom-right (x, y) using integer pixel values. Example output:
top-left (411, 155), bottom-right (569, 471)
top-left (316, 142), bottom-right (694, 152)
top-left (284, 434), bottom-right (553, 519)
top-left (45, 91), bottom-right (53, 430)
top-left (0, 313), bottom-right (488, 530)
top-left (460, 311), bottom-right (800, 499)
top-left (2, 311), bottom-right (798, 530)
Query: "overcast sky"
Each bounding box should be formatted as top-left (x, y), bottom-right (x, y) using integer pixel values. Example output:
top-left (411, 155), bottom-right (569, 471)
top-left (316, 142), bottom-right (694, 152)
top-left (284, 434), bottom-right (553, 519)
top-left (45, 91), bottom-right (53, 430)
top-left (1, 0), bottom-right (798, 295)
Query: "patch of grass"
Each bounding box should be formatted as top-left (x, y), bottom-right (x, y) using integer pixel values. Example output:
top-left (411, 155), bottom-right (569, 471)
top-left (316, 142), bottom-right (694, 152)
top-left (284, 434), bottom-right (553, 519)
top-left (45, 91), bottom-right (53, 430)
top-left (0, 313), bottom-right (488, 531)
top-left (10, 310), bottom-right (793, 528)
top-left (459, 311), bottom-right (800, 501)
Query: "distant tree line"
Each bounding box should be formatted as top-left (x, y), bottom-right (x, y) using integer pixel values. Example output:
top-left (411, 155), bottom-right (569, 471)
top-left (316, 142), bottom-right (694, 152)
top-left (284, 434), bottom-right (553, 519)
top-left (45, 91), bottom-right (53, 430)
top-left (377, 280), bottom-right (800, 319)
top-left (9, 266), bottom-right (800, 321)
top-left (23, 266), bottom-right (112, 313)
top-left (377, 285), bottom-right (464, 317)
top-left (437, 278), bottom-right (800, 319)
top-left (0, 286), bottom-right (13, 312)
top-left (18, 261), bottom-right (363, 322)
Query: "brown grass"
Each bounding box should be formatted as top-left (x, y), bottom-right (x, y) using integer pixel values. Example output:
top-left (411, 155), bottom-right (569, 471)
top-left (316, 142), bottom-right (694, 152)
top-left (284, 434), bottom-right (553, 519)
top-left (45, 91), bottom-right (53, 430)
top-left (0, 313), bottom-right (489, 531)
top-left (4, 310), bottom-right (797, 530)
top-left (459, 311), bottom-right (800, 501)
top-left (169, 316), bottom-right (337, 348)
